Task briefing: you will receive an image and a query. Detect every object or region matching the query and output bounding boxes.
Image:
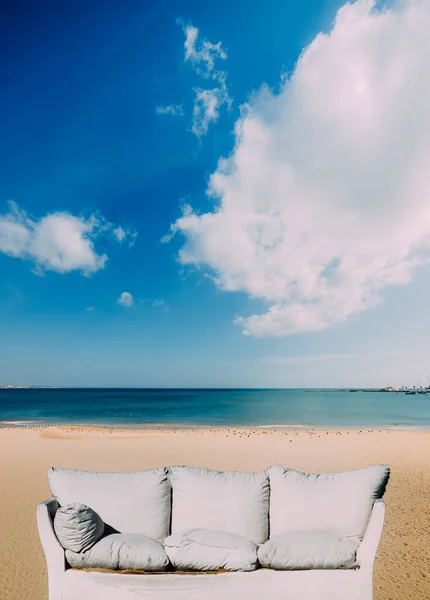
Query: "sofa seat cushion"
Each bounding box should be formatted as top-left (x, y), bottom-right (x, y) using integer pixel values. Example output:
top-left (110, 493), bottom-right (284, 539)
top-left (258, 531), bottom-right (360, 570)
top-left (268, 464), bottom-right (389, 538)
top-left (164, 529), bottom-right (258, 572)
top-left (66, 533), bottom-right (169, 572)
top-left (54, 503), bottom-right (104, 553)
top-left (170, 467), bottom-right (270, 544)
top-left (48, 467), bottom-right (171, 542)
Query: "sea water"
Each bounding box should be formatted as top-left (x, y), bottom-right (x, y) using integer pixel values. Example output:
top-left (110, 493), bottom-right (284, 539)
top-left (1, 388), bottom-right (429, 428)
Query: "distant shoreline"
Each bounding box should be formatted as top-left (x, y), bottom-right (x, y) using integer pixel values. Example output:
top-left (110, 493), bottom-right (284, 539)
top-left (0, 386), bottom-right (426, 393)
top-left (1, 421), bottom-right (430, 432)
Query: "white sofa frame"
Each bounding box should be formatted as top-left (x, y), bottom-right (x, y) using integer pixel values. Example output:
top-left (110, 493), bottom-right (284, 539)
top-left (37, 497), bottom-right (385, 600)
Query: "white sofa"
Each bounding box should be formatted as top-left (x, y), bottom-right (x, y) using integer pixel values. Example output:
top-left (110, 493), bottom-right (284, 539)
top-left (37, 465), bottom-right (388, 600)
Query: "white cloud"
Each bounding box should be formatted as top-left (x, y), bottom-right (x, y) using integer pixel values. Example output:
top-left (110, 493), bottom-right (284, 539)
top-left (0, 202), bottom-right (106, 275)
top-left (31, 264), bottom-right (45, 277)
top-left (152, 298), bottom-right (169, 312)
top-left (113, 226), bottom-right (138, 246)
top-left (0, 201), bottom-right (135, 275)
top-left (168, 0), bottom-right (430, 336)
top-left (86, 306), bottom-right (95, 312)
top-left (113, 226), bottom-right (127, 242)
top-left (192, 77), bottom-right (231, 137)
top-left (180, 23), bottom-right (231, 137)
top-left (259, 351), bottom-right (403, 365)
top-left (117, 292), bottom-right (134, 308)
top-left (156, 104), bottom-right (184, 116)
top-left (261, 353), bottom-right (362, 365)
top-left (183, 24), bottom-right (227, 79)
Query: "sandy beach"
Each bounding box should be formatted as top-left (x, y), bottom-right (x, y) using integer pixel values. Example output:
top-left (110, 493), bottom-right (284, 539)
top-left (0, 426), bottom-right (429, 600)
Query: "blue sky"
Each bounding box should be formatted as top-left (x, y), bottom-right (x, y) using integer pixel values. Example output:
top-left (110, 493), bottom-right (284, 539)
top-left (1, 0), bottom-right (430, 387)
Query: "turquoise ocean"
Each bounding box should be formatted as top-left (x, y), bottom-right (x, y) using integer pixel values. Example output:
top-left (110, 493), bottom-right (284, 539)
top-left (0, 388), bottom-right (429, 428)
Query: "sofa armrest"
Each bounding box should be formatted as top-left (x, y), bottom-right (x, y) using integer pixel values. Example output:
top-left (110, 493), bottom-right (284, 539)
top-left (37, 497), bottom-right (66, 600)
top-left (356, 499), bottom-right (386, 570)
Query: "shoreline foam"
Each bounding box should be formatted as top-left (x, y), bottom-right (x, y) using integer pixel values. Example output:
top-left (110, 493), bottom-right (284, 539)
top-left (2, 420), bottom-right (430, 432)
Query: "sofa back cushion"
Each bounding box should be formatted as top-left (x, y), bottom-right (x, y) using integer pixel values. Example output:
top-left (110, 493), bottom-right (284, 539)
top-left (48, 467), bottom-right (171, 542)
top-left (268, 464), bottom-right (389, 539)
top-left (170, 467), bottom-right (270, 544)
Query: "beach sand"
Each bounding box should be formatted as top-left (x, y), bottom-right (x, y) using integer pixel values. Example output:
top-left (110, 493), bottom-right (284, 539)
top-left (0, 426), bottom-right (429, 600)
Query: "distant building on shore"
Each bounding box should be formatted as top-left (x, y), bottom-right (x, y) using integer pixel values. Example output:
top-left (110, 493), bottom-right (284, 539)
top-left (0, 385), bottom-right (29, 389)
